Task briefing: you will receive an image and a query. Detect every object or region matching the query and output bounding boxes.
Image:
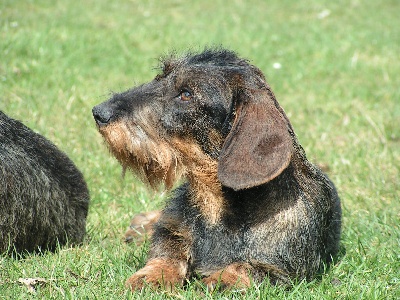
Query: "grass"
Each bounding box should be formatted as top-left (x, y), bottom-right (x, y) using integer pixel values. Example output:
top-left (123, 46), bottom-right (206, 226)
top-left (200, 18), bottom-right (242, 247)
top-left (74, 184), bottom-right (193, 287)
top-left (0, 0), bottom-right (399, 298)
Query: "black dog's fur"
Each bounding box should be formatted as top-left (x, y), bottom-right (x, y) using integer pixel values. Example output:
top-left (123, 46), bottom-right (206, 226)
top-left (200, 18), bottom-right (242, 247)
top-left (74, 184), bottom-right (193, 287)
top-left (0, 111), bottom-right (89, 253)
top-left (93, 49), bottom-right (341, 290)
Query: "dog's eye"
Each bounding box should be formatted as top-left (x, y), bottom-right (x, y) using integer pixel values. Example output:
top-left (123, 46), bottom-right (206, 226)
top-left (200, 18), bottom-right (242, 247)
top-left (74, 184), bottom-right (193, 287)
top-left (178, 90), bottom-right (192, 102)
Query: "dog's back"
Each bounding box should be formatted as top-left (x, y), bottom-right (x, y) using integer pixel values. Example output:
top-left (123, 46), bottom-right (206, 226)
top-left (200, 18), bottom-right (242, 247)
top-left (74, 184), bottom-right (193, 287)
top-left (0, 111), bottom-right (89, 253)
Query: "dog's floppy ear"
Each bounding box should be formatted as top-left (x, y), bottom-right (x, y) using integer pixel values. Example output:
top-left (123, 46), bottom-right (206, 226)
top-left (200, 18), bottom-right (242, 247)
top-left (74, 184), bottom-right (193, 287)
top-left (218, 88), bottom-right (293, 191)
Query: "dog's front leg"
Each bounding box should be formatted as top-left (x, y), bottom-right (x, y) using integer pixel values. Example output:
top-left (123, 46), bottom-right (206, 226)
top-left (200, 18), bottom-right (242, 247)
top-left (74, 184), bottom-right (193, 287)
top-left (126, 210), bottom-right (191, 291)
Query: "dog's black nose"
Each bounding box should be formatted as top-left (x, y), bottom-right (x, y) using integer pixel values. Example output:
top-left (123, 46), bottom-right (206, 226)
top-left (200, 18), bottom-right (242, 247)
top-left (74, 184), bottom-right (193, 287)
top-left (92, 104), bottom-right (113, 126)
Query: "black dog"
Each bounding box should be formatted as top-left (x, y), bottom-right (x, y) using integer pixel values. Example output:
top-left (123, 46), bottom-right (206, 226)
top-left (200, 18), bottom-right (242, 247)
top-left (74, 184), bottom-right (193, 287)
top-left (93, 49), bottom-right (341, 290)
top-left (0, 111), bottom-right (89, 253)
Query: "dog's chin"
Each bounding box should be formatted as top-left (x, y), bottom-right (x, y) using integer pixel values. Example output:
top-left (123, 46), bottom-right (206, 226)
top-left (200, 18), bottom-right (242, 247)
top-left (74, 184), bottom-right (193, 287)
top-left (123, 153), bottom-right (184, 191)
top-left (98, 123), bottom-right (185, 190)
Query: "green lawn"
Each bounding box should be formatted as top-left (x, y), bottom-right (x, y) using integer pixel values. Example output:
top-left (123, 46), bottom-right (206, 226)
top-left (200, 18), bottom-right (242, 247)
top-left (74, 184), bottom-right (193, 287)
top-left (1, 0), bottom-right (399, 298)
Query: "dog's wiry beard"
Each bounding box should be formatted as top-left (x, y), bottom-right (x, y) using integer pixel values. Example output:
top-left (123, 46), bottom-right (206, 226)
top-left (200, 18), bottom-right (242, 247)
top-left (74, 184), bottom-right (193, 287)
top-left (98, 119), bottom-right (186, 190)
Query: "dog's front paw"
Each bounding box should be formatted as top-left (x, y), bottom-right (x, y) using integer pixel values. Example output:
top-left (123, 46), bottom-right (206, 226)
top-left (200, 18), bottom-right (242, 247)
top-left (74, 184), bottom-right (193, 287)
top-left (126, 258), bottom-right (187, 291)
top-left (202, 263), bottom-right (252, 291)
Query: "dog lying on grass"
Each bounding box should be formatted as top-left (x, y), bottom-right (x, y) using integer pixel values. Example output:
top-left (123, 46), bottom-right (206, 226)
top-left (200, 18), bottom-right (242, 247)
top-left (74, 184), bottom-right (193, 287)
top-left (92, 48), bottom-right (342, 291)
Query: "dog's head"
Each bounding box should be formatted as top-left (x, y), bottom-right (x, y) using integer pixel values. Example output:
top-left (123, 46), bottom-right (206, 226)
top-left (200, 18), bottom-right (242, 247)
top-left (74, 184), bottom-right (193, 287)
top-left (93, 49), bottom-right (294, 191)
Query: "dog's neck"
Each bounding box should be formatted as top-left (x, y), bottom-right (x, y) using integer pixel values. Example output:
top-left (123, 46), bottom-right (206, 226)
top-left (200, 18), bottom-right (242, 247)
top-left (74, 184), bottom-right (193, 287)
top-left (171, 138), bottom-right (225, 225)
top-left (187, 161), bottom-right (224, 225)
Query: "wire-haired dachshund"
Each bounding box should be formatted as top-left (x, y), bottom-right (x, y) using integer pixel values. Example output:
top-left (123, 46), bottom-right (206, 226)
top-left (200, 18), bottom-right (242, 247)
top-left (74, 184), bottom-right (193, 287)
top-left (92, 48), bottom-right (342, 291)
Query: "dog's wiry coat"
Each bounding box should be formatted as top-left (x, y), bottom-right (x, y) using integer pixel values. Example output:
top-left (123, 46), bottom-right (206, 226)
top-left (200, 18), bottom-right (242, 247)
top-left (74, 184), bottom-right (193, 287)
top-left (93, 49), bottom-right (341, 290)
top-left (0, 111), bottom-right (89, 253)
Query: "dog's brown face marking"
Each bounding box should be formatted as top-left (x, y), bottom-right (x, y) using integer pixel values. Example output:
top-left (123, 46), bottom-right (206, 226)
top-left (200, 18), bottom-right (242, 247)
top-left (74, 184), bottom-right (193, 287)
top-left (98, 120), bottom-right (185, 190)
